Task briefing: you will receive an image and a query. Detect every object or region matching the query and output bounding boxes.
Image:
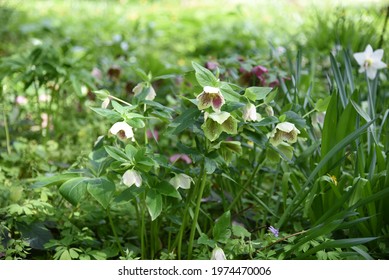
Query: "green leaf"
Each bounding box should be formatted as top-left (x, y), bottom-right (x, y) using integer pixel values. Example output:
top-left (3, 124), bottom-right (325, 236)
top-left (157, 181), bottom-right (182, 199)
top-left (146, 189), bottom-right (162, 221)
top-left (105, 146), bottom-right (130, 162)
top-left (197, 233), bottom-right (216, 248)
top-left (59, 177), bottom-right (89, 206)
top-left (31, 173), bottom-right (78, 189)
top-left (87, 178), bottom-right (116, 209)
top-left (314, 96), bottom-right (331, 112)
top-left (89, 107), bottom-right (121, 121)
top-left (244, 87), bottom-right (273, 101)
top-left (192, 61), bottom-right (219, 87)
top-left (70, 75), bottom-right (82, 96)
top-left (232, 224), bottom-right (251, 238)
top-left (220, 82), bottom-right (242, 102)
top-left (213, 211), bottom-right (231, 243)
top-left (170, 108), bottom-right (201, 134)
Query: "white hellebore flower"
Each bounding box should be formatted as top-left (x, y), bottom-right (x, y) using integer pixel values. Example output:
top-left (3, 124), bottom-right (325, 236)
top-left (109, 121), bottom-right (135, 141)
top-left (122, 170), bottom-right (142, 188)
top-left (133, 82), bottom-right (156, 101)
top-left (169, 173), bottom-right (193, 190)
top-left (197, 86), bottom-right (225, 112)
top-left (101, 97), bottom-right (110, 109)
top-left (353, 45), bottom-right (387, 80)
top-left (242, 103), bottom-right (258, 122)
top-left (211, 247), bottom-right (226, 260)
top-left (269, 121), bottom-right (300, 146)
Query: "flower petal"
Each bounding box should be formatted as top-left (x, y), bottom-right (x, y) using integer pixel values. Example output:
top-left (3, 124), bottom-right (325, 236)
top-left (372, 60), bottom-right (387, 70)
top-left (365, 45), bottom-right (373, 56)
top-left (197, 92), bottom-right (213, 110)
top-left (208, 111), bottom-right (231, 124)
top-left (366, 67), bottom-right (378, 80)
top-left (169, 173), bottom-right (192, 190)
top-left (371, 49), bottom-right (384, 61)
top-left (122, 170), bottom-right (142, 187)
top-left (353, 52), bottom-right (367, 66)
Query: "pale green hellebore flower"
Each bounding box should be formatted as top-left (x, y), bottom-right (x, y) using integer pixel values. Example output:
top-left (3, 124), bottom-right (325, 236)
top-left (197, 86), bottom-right (225, 112)
top-left (122, 169), bottom-right (142, 188)
top-left (353, 45), bottom-right (387, 80)
top-left (169, 173), bottom-right (193, 190)
top-left (110, 121), bottom-right (135, 142)
top-left (268, 121), bottom-right (300, 146)
top-left (242, 103), bottom-right (258, 122)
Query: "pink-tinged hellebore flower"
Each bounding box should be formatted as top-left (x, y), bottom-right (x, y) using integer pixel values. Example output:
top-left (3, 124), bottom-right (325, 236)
top-left (122, 170), bottom-right (142, 187)
top-left (242, 103), bottom-right (258, 122)
top-left (268, 226), bottom-right (279, 237)
top-left (16, 96), bottom-right (28, 105)
top-left (91, 67), bottom-right (103, 80)
top-left (146, 129), bottom-right (159, 141)
top-left (109, 121), bottom-right (135, 141)
top-left (169, 154), bottom-right (192, 164)
top-left (196, 86), bottom-right (225, 112)
top-left (353, 45), bottom-right (387, 80)
top-left (268, 122), bottom-right (300, 146)
top-left (251, 65), bottom-right (268, 79)
top-left (169, 173), bottom-right (193, 190)
top-left (211, 247), bottom-right (226, 260)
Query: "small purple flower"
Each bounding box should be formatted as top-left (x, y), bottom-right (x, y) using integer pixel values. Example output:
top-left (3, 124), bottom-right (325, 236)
top-left (268, 226), bottom-right (279, 237)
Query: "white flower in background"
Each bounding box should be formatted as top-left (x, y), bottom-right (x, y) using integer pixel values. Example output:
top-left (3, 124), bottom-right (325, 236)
top-left (242, 103), bottom-right (258, 122)
top-left (109, 121), bottom-right (135, 141)
top-left (133, 82), bottom-right (156, 101)
top-left (169, 173), bottom-right (193, 190)
top-left (353, 45), bottom-right (387, 79)
top-left (122, 170), bottom-right (142, 188)
top-left (268, 122), bottom-right (300, 146)
top-left (197, 86), bottom-right (225, 112)
top-left (120, 41), bottom-right (129, 51)
top-left (211, 247), bottom-right (226, 260)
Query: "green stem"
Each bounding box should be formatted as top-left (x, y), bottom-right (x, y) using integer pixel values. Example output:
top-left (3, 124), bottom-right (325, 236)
top-left (175, 186), bottom-right (194, 259)
top-left (187, 160), bottom-right (207, 259)
top-left (228, 150), bottom-right (266, 211)
top-left (109, 95), bottom-right (132, 106)
top-left (378, 5), bottom-right (389, 49)
top-left (140, 198), bottom-right (146, 259)
top-left (107, 208), bottom-right (125, 257)
top-left (33, 78), bottom-right (42, 131)
top-left (2, 104), bottom-right (11, 155)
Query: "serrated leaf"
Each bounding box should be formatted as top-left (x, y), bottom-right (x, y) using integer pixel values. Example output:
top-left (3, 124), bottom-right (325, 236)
top-left (220, 82), bottom-right (242, 102)
top-left (31, 173), bottom-right (78, 189)
top-left (170, 108), bottom-right (201, 134)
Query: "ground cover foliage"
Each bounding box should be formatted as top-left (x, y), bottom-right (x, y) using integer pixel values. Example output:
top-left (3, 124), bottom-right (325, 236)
top-left (0, 0), bottom-right (388, 260)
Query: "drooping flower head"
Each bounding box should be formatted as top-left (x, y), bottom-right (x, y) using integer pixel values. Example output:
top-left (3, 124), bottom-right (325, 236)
top-left (169, 173), bottom-right (193, 190)
top-left (122, 169), bottom-right (142, 187)
top-left (268, 226), bottom-right (279, 237)
top-left (242, 103), bottom-right (258, 122)
top-left (268, 121), bottom-right (300, 146)
top-left (133, 83), bottom-right (156, 101)
top-left (109, 121), bottom-right (135, 141)
top-left (196, 86), bottom-right (225, 112)
top-left (353, 45), bottom-right (387, 80)
top-left (211, 247), bottom-right (226, 260)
